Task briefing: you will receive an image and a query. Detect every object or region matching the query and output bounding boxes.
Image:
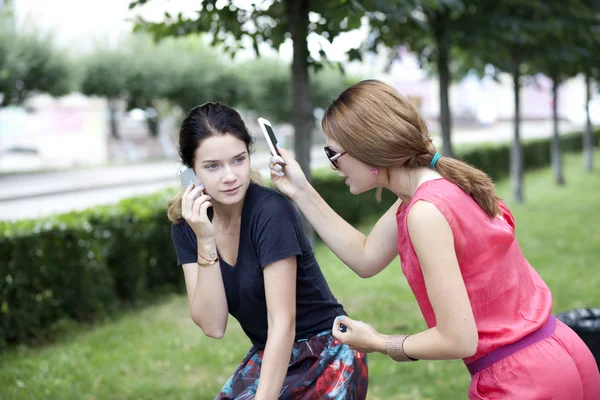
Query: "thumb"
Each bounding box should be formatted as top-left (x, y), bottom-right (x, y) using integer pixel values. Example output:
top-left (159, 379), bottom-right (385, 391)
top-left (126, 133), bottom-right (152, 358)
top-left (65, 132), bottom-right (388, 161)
top-left (337, 315), bottom-right (355, 329)
top-left (276, 146), bottom-right (293, 163)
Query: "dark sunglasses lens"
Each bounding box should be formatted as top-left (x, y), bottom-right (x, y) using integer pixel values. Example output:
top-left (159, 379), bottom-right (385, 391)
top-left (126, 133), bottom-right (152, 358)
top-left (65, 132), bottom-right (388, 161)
top-left (324, 147), bottom-right (339, 168)
top-left (324, 147), bottom-right (334, 158)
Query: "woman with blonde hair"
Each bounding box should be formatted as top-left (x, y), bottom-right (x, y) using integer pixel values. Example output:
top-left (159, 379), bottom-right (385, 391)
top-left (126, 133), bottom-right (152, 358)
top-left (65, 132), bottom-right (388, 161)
top-left (169, 102), bottom-right (368, 399)
top-left (269, 80), bottom-right (600, 398)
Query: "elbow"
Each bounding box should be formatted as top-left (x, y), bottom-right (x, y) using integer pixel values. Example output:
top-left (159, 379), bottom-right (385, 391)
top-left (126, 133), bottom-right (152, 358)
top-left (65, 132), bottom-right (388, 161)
top-left (354, 259), bottom-right (385, 279)
top-left (457, 339), bottom-right (477, 359)
top-left (202, 329), bottom-right (225, 340)
top-left (454, 331), bottom-right (478, 358)
top-left (440, 324), bottom-right (478, 358)
top-left (356, 268), bottom-right (379, 279)
top-left (191, 312), bottom-right (225, 339)
top-left (356, 270), bottom-right (372, 279)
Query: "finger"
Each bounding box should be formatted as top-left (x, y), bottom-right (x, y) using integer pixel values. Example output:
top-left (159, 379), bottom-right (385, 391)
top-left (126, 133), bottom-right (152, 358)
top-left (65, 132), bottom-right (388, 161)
top-left (182, 182), bottom-right (195, 211)
top-left (269, 161), bottom-right (284, 172)
top-left (333, 315), bottom-right (342, 331)
top-left (276, 146), bottom-right (290, 161)
top-left (331, 327), bottom-right (342, 341)
top-left (199, 200), bottom-right (212, 216)
top-left (337, 315), bottom-right (354, 328)
top-left (183, 181), bottom-right (194, 195)
top-left (192, 194), bottom-right (211, 218)
top-left (269, 164), bottom-right (285, 179)
top-left (193, 194), bottom-right (212, 207)
top-left (186, 186), bottom-right (204, 204)
top-left (190, 184), bottom-right (205, 196)
top-left (331, 319), bottom-right (346, 341)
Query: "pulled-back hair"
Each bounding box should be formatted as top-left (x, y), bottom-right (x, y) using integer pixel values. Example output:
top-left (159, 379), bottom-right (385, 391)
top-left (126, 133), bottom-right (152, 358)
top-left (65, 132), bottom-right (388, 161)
top-left (322, 80), bottom-right (500, 218)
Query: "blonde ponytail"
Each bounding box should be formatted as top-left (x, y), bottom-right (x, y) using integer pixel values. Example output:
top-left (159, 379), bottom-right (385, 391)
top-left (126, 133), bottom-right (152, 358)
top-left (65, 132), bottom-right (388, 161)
top-left (167, 187), bottom-right (185, 224)
top-left (250, 167), bottom-right (263, 185)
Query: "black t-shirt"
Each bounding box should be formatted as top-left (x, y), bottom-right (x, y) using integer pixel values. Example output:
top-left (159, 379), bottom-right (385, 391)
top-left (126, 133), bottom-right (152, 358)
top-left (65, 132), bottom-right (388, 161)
top-left (171, 183), bottom-right (346, 348)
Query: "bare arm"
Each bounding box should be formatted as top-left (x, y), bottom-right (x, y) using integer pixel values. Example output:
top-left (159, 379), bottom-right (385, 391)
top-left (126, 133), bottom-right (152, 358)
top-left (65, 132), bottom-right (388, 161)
top-left (270, 148), bottom-right (399, 278)
top-left (400, 201), bottom-right (478, 359)
top-left (294, 186), bottom-right (401, 278)
top-left (181, 240), bottom-right (228, 339)
top-left (333, 201), bottom-right (478, 360)
top-left (255, 256), bottom-right (297, 400)
top-left (180, 183), bottom-right (228, 338)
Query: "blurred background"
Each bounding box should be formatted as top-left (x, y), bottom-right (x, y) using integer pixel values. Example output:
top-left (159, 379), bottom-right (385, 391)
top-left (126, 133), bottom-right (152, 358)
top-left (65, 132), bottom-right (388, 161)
top-left (1, 1), bottom-right (599, 399)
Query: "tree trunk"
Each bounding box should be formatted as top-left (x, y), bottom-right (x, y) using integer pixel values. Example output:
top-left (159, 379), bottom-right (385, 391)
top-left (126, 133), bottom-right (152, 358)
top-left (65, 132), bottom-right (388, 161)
top-left (511, 61), bottom-right (523, 203)
top-left (584, 73), bottom-right (594, 172)
top-left (286, 0), bottom-right (312, 181)
top-left (434, 21), bottom-right (453, 157)
top-left (108, 99), bottom-right (120, 140)
top-left (551, 76), bottom-right (564, 185)
top-left (286, 0), bottom-right (314, 242)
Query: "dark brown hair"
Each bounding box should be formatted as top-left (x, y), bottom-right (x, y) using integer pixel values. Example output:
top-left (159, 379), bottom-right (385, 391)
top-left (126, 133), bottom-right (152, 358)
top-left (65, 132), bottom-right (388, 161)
top-left (168, 102), bottom-right (262, 223)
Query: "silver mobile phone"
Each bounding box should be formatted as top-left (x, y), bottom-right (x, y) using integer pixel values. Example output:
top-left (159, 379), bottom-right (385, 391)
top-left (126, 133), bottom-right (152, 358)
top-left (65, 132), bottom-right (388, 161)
top-left (179, 166), bottom-right (201, 188)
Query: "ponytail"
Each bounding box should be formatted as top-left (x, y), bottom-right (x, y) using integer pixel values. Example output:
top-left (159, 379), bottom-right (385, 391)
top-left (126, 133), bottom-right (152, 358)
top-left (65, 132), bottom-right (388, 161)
top-left (250, 167), bottom-right (264, 186)
top-left (434, 157), bottom-right (501, 218)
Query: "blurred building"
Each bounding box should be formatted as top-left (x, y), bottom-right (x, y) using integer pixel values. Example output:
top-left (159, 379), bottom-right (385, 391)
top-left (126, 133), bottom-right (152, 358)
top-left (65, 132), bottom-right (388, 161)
top-left (0, 94), bottom-right (108, 172)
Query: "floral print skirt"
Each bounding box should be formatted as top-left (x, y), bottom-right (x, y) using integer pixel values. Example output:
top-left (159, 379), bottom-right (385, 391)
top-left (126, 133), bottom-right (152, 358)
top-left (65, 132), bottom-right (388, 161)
top-left (216, 331), bottom-right (368, 399)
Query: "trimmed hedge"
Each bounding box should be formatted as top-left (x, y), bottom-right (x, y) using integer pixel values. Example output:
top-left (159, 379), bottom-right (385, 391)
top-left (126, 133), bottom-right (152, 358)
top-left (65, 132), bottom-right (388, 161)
top-left (0, 192), bottom-right (182, 348)
top-left (0, 129), bottom-right (598, 348)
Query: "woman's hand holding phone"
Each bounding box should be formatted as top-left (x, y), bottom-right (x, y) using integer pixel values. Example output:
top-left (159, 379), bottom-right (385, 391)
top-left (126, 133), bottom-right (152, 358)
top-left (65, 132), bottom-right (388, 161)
top-left (181, 182), bottom-right (215, 241)
top-left (269, 146), bottom-right (309, 201)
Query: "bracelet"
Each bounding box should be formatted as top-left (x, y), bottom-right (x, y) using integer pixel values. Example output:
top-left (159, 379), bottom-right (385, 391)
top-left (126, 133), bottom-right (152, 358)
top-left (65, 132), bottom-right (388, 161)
top-left (385, 334), bottom-right (419, 362)
top-left (197, 257), bottom-right (219, 267)
top-left (198, 251), bottom-right (218, 263)
top-left (197, 251), bottom-right (219, 267)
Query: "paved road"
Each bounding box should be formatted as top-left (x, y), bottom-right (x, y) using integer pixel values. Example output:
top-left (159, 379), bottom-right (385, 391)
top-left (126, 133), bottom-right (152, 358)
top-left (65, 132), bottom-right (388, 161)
top-left (0, 147), bottom-right (331, 221)
top-left (0, 120), bottom-right (585, 221)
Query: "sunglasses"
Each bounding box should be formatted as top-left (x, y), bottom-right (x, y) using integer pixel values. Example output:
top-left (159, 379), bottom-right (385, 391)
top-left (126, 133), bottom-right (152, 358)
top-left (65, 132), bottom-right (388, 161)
top-left (324, 146), bottom-right (347, 169)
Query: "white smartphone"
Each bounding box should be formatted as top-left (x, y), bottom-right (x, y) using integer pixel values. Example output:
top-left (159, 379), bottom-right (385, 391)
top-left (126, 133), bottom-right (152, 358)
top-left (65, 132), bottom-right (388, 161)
top-left (257, 117), bottom-right (285, 164)
top-left (178, 166), bottom-right (201, 188)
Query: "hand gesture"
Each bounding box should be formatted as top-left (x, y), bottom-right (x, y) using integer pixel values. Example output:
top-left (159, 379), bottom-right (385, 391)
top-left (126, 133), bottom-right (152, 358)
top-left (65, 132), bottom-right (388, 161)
top-left (268, 147), bottom-right (309, 201)
top-left (332, 316), bottom-right (385, 354)
top-left (181, 183), bottom-right (215, 241)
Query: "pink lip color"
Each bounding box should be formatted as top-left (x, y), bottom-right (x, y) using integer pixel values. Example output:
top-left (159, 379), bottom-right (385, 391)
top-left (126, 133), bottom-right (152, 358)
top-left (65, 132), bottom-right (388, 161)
top-left (223, 186), bottom-right (240, 194)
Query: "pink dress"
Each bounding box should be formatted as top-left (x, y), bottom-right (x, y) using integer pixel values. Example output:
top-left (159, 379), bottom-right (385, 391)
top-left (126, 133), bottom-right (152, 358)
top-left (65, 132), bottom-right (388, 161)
top-left (396, 178), bottom-right (600, 399)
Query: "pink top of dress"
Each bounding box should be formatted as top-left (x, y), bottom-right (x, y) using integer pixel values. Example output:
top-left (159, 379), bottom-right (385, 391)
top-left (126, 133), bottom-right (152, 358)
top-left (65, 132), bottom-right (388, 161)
top-left (396, 178), bottom-right (552, 365)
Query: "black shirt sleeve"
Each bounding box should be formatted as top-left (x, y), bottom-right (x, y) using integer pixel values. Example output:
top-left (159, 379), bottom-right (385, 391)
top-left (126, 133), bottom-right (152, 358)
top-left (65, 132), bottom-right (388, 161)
top-left (171, 221), bottom-right (198, 266)
top-left (253, 194), bottom-right (303, 269)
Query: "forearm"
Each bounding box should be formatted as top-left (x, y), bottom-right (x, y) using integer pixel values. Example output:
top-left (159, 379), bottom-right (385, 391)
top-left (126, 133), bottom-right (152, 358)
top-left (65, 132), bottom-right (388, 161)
top-left (255, 325), bottom-right (295, 400)
top-left (372, 326), bottom-right (477, 361)
top-left (190, 241), bottom-right (228, 337)
top-left (294, 185), bottom-right (372, 276)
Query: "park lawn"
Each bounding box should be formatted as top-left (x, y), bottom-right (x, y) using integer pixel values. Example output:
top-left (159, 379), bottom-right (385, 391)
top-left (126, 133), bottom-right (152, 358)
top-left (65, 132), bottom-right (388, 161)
top-left (1, 150), bottom-right (599, 400)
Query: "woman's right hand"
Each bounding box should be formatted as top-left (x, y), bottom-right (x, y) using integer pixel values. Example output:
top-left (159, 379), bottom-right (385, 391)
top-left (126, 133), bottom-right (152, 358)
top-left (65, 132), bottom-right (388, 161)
top-left (181, 182), bottom-right (215, 241)
top-left (269, 147), bottom-right (309, 201)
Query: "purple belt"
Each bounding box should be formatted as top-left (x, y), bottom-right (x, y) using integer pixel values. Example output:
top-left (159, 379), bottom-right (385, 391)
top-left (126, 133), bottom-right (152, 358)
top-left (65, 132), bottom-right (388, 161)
top-left (466, 315), bottom-right (557, 375)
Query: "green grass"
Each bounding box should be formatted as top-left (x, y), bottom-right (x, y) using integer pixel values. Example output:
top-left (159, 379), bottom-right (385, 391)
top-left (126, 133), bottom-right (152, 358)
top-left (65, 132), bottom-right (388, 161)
top-left (1, 151), bottom-right (599, 400)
